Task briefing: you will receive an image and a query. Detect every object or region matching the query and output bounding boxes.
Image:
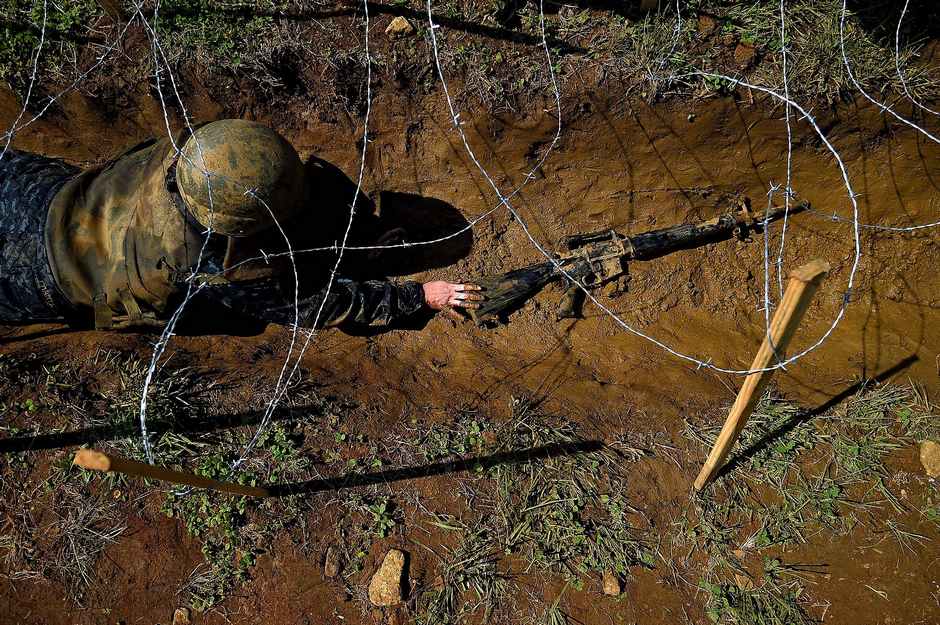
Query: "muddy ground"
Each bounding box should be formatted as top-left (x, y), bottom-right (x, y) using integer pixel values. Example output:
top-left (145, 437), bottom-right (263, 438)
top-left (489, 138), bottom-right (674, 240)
top-left (2, 7), bottom-right (940, 625)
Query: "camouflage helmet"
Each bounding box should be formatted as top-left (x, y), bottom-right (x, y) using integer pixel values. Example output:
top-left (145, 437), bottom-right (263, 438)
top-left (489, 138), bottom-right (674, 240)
top-left (176, 120), bottom-right (305, 237)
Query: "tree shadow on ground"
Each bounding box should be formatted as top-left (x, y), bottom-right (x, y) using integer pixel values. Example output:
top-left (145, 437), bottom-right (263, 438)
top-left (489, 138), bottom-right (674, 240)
top-left (0, 401), bottom-right (602, 498)
top-left (847, 0), bottom-right (940, 39)
top-left (157, 1), bottom-right (589, 53)
top-left (266, 439), bottom-right (603, 496)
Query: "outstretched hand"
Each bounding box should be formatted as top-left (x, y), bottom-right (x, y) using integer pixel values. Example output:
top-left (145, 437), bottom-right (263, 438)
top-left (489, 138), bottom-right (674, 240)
top-left (422, 281), bottom-right (484, 322)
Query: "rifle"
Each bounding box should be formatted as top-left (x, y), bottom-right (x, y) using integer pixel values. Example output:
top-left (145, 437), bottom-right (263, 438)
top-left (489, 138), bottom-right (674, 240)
top-left (467, 199), bottom-right (809, 326)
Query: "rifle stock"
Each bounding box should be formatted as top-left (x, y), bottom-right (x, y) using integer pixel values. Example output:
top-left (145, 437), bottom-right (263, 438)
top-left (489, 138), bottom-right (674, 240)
top-left (468, 262), bottom-right (559, 325)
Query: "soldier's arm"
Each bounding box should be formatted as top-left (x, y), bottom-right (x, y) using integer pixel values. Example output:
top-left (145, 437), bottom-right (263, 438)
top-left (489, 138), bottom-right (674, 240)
top-left (198, 276), bottom-right (427, 328)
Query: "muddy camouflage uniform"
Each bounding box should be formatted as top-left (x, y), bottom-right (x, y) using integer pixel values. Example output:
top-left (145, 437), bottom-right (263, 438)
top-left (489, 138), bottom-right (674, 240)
top-left (0, 150), bottom-right (78, 322)
top-left (0, 124), bottom-right (425, 328)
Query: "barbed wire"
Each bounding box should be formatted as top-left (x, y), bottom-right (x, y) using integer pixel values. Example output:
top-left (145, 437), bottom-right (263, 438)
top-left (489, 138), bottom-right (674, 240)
top-left (0, 0), bottom-right (47, 161)
top-left (895, 0), bottom-right (939, 118)
top-left (232, 0), bottom-right (375, 469)
top-left (775, 0), bottom-right (795, 301)
top-left (0, 1), bottom-right (938, 464)
top-left (838, 0), bottom-right (940, 147)
top-left (0, 5), bottom-right (139, 159)
top-left (134, 0), bottom-right (222, 463)
top-left (761, 183), bottom-right (780, 344)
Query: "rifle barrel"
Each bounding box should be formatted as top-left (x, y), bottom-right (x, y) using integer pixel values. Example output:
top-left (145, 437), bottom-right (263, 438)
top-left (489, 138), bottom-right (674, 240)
top-left (628, 203), bottom-right (806, 261)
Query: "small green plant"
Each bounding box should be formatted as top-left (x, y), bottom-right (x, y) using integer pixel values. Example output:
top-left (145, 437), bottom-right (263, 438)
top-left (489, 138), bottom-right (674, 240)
top-left (412, 399), bottom-right (651, 623)
top-left (0, 0), bottom-right (101, 85)
top-left (682, 384), bottom-right (939, 623)
top-left (368, 497), bottom-right (396, 537)
top-left (700, 578), bottom-right (810, 625)
top-left (152, 0), bottom-right (281, 69)
top-left (161, 422), bottom-right (309, 610)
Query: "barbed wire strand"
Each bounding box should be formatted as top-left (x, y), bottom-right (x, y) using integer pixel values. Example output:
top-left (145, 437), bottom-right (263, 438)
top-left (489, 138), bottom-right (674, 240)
top-left (838, 0), bottom-right (940, 147)
top-left (135, 0), bottom-right (224, 462)
top-left (0, 0), bottom-right (47, 161)
top-left (761, 183), bottom-right (780, 342)
top-left (895, 0), bottom-right (940, 118)
top-left (0, 7), bottom-right (139, 155)
top-left (231, 0), bottom-right (374, 468)
top-left (775, 0), bottom-right (795, 300)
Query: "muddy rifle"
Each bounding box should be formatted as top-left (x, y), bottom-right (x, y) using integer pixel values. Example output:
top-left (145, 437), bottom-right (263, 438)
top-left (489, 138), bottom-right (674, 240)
top-left (467, 200), bottom-right (810, 325)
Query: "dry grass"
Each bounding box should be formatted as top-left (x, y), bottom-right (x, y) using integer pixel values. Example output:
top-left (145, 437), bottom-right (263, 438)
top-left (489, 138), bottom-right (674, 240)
top-left (677, 382), bottom-right (939, 625)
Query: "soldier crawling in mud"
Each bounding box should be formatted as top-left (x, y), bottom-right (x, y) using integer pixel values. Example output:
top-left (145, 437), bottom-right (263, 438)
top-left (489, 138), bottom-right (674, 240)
top-left (0, 119), bottom-right (485, 331)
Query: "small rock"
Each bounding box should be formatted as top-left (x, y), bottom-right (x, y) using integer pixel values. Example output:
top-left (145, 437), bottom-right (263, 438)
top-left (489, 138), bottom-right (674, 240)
top-left (920, 440), bottom-right (940, 477)
top-left (602, 281), bottom-right (621, 298)
top-left (734, 43), bottom-right (757, 68)
top-left (602, 570), bottom-right (621, 596)
top-left (324, 546), bottom-right (341, 578)
top-left (172, 608), bottom-right (191, 625)
top-left (734, 573), bottom-right (754, 591)
top-left (368, 549), bottom-right (407, 606)
top-left (385, 16), bottom-right (415, 39)
top-left (697, 14), bottom-right (718, 36)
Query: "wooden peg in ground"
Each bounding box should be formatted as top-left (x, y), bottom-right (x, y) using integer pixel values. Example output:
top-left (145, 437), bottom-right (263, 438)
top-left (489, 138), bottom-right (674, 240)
top-left (693, 259), bottom-right (830, 490)
top-left (73, 449), bottom-right (270, 498)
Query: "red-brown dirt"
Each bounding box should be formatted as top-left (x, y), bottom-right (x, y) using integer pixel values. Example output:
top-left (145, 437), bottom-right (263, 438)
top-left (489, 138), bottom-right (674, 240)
top-left (2, 33), bottom-right (940, 625)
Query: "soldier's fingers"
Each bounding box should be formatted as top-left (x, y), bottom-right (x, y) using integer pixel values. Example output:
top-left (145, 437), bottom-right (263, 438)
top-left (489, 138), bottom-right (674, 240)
top-left (456, 284), bottom-right (483, 292)
top-left (451, 299), bottom-right (479, 309)
top-left (451, 292), bottom-right (481, 302)
top-left (443, 307), bottom-right (464, 322)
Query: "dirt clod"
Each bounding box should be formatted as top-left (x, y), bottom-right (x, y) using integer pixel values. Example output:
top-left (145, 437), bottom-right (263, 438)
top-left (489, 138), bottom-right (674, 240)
top-left (172, 607), bottom-right (191, 625)
top-left (734, 573), bottom-right (755, 591)
top-left (920, 440), bottom-right (940, 477)
top-left (697, 14), bottom-right (718, 36)
top-left (368, 549), bottom-right (406, 606)
top-left (602, 570), bottom-right (621, 596)
top-left (385, 609), bottom-right (406, 625)
top-left (734, 43), bottom-right (757, 68)
top-left (324, 546), bottom-right (341, 578)
top-left (385, 17), bottom-right (414, 39)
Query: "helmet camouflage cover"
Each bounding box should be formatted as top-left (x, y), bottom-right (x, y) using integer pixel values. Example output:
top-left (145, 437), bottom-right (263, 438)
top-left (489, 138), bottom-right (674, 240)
top-left (176, 120), bottom-right (305, 237)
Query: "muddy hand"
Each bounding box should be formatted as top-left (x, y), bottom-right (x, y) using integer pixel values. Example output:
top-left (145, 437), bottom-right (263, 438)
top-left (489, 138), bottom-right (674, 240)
top-left (422, 281), bottom-right (485, 321)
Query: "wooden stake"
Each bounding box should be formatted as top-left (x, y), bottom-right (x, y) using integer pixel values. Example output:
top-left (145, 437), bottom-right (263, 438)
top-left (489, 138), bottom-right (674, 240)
top-left (693, 259), bottom-right (830, 490)
top-left (73, 449), bottom-right (270, 498)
